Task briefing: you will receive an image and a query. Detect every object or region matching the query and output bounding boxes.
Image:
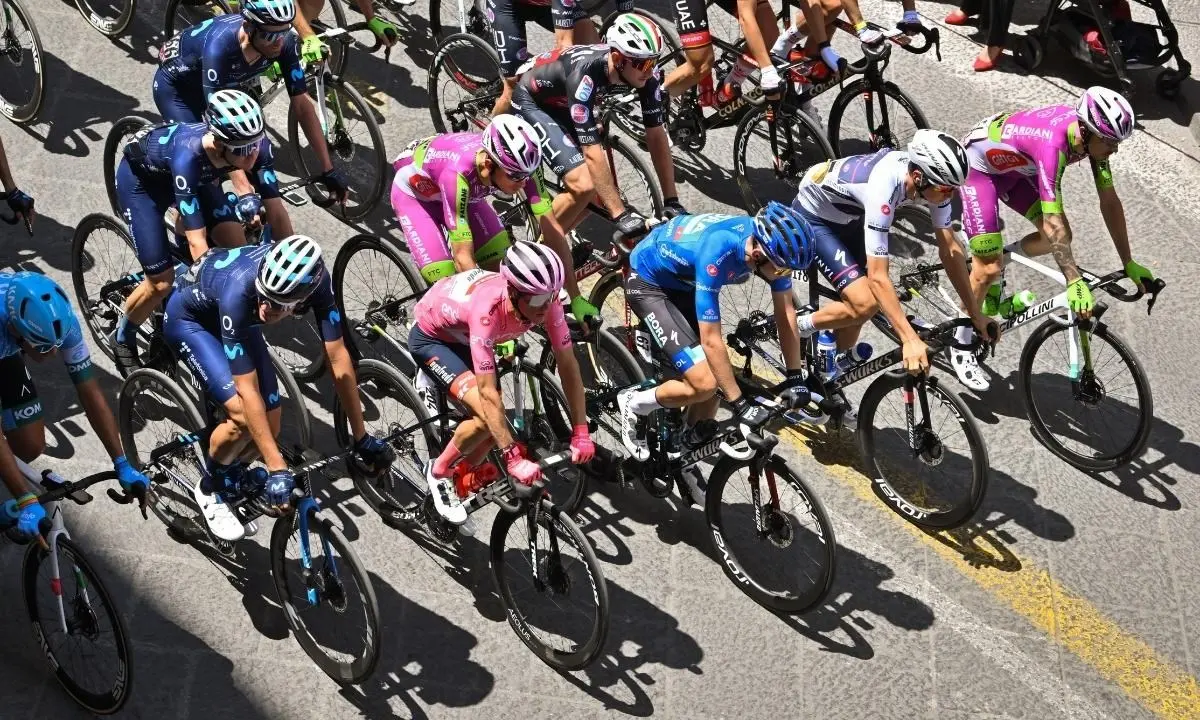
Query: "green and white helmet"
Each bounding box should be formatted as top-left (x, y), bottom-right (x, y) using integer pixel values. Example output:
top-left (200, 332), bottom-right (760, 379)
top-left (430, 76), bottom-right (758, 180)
top-left (605, 13), bottom-right (663, 60)
top-left (242, 0), bottom-right (296, 25)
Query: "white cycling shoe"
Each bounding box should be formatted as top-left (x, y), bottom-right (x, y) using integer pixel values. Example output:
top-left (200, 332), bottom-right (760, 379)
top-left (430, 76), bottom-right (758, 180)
top-left (950, 347), bottom-right (991, 392)
top-left (617, 388), bottom-right (650, 461)
top-left (426, 461), bottom-right (468, 526)
top-left (191, 483), bottom-right (245, 543)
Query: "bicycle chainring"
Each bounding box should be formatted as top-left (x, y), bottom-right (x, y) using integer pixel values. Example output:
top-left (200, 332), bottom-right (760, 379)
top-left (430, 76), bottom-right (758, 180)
top-left (421, 495), bottom-right (459, 544)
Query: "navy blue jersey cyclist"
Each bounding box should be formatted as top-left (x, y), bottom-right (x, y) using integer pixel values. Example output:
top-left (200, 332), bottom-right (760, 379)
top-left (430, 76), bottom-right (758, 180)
top-left (163, 235), bottom-right (394, 542)
top-left (0, 273), bottom-right (149, 541)
top-left (616, 203), bottom-right (813, 502)
top-left (153, 0), bottom-right (348, 214)
top-left (112, 89), bottom-right (289, 376)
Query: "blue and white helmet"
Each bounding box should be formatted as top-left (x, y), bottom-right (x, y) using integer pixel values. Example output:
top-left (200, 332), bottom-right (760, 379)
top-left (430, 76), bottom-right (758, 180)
top-left (5, 272), bottom-right (73, 352)
top-left (242, 0), bottom-right (296, 25)
top-left (205, 89), bottom-right (265, 146)
top-left (257, 235), bottom-right (327, 305)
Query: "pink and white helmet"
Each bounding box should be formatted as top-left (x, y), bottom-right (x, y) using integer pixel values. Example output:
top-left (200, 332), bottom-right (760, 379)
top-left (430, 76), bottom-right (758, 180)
top-left (500, 241), bottom-right (564, 295)
top-left (1076, 86), bottom-right (1134, 142)
top-left (482, 115), bottom-right (542, 177)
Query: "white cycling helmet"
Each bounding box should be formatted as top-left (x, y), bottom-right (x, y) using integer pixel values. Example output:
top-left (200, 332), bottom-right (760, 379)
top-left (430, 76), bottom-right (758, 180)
top-left (242, 0), bottom-right (296, 25)
top-left (1076, 85), bottom-right (1134, 142)
top-left (501, 241), bottom-right (564, 296)
top-left (482, 115), bottom-right (541, 178)
top-left (605, 13), bottom-right (663, 60)
top-left (205, 88), bottom-right (265, 145)
top-left (257, 235), bottom-right (326, 305)
top-left (907, 129), bottom-right (970, 187)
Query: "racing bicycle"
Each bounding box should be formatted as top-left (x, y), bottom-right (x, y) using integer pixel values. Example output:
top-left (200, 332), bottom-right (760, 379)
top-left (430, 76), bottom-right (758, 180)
top-left (0, 0), bottom-right (43, 124)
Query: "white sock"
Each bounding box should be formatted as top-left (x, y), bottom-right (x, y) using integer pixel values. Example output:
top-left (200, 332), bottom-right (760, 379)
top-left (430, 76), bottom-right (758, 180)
top-left (955, 324), bottom-right (974, 346)
top-left (629, 388), bottom-right (662, 415)
top-left (770, 25), bottom-right (806, 57)
top-left (797, 313), bottom-right (817, 337)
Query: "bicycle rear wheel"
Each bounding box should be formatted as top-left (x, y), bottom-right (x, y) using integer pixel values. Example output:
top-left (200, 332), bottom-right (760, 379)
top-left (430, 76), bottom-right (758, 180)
top-left (103, 116), bottom-right (152, 220)
top-left (0, 0), bottom-right (45, 124)
top-left (24, 536), bottom-right (133, 715)
top-left (430, 0), bottom-right (490, 46)
top-left (858, 371), bottom-right (989, 529)
top-left (271, 506), bottom-right (381, 684)
top-left (826, 79), bottom-right (928, 157)
top-left (71, 213), bottom-right (139, 363)
top-left (868, 205), bottom-right (960, 346)
top-left (427, 33), bottom-right (503, 134)
top-left (490, 498), bottom-right (609, 670)
top-left (1020, 319), bottom-right (1153, 471)
top-left (163, 0), bottom-right (231, 37)
top-left (733, 98), bottom-right (834, 213)
top-left (332, 233), bottom-right (426, 369)
top-left (269, 348), bottom-right (313, 455)
top-left (75, 0), bottom-right (136, 37)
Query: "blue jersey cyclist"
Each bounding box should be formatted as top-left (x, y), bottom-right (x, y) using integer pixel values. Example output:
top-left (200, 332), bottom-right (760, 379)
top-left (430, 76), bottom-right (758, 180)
top-left (163, 236), bottom-right (395, 542)
top-left (616, 203), bottom-right (812, 504)
top-left (113, 89), bottom-right (287, 376)
top-left (0, 273), bottom-right (149, 541)
top-left (153, 0), bottom-right (349, 222)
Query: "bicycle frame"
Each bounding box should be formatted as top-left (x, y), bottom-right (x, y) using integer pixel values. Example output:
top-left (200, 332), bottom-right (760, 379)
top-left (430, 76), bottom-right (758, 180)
top-left (13, 458), bottom-right (80, 635)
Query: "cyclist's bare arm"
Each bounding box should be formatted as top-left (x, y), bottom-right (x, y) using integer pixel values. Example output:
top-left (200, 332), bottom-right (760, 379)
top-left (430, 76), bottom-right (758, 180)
top-left (935, 227), bottom-right (993, 331)
top-left (698, 321), bottom-right (742, 400)
top-left (646, 126), bottom-right (678, 201)
top-left (0, 136), bottom-right (16, 193)
top-left (76, 377), bottom-right (126, 461)
top-left (583, 144), bottom-right (625, 217)
top-left (1097, 185), bottom-right (1133, 265)
top-left (263, 197), bottom-right (294, 237)
top-left (325, 338), bottom-right (367, 441)
top-left (772, 287), bottom-right (804, 370)
top-left (738, 0), bottom-right (779, 71)
top-left (473, 371), bottom-right (517, 449)
top-left (550, 345), bottom-right (589, 427)
top-left (0, 431), bottom-right (29, 499)
top-left (293, 0), bottom-right (321, 39)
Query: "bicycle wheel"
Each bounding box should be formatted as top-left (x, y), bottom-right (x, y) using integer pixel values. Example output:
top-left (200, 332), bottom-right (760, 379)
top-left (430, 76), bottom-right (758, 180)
top-left (1019, 318), bottom-right (1153, 471)
top-left (270, 505), bottom-right (381, 684)
top-left (23, 535), bottom-right (133, 715)
top-left (74, 0), bottom-right (136, 37)
top-left (262, 315), bottom-right (326, 382)
top-left (286, 73), bottom-right (388, 222)
top-left (332, 233), bottom-right (426, 368)
top-left (333, 359), bottom-right (434, 523)
top-left (868, 204), bottom-right (960, 346)
top-left (269, 348), bottom-right (313, 455)
top-left (163, 0), bottom-right (231, 37)
top-left (427, 33), bottom-right (503, 134)
top-left (559, 134), bottom-right (664, 253)
top-left (595, 10), bottom-right (681, 144)
top-left (706, 452), bottom-right (836, 613)
top-left (490, 498), bottom-right (609, 670)
top-left (826, 79), bottom-right (928, 157)
top-left (0, 0), bottom-right (45, 124)
top-left (715, 269), bottom-right (801, 382)
top-left (103, 116), bottom-right (152, 218)
top-left (430, 0), bottom-right (490, 46)
top-left (71, 213), bottom-right (139, 362)
top-left (733, 98), bottom-right (834, 212)
top-left (117, 367), bottom-right (211, 545)
top-left (857, 371), bottom-right (989, 529)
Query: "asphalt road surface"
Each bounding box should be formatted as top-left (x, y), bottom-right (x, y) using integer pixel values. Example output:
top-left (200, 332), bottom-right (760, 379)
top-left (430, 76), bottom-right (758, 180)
top-left (1, 0), bottom-right (1200, 718)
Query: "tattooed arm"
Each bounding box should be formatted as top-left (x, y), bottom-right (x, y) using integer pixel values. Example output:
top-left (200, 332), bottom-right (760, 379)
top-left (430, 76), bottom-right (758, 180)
top-left (1042, 213), bottom-right (1080, 283)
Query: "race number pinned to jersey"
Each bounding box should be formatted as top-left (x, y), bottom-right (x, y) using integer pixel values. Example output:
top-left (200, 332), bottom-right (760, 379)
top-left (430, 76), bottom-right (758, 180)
top-left (159, 34), bottom-right (182, 62)
top-left (575, 75), bottom-right (594, 102)
top-left (571, 103), bottom-right (590, 124)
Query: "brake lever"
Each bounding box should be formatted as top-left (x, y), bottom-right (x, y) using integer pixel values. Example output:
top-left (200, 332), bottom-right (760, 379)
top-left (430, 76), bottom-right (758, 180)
top-left (1145, 277), bottom-right (1166, 316)
top-left (107, 484), bottom-right (149, 520)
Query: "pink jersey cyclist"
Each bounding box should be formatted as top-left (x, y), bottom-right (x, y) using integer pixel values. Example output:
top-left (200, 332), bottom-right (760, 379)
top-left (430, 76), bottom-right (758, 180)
top-left (959, 104), bottom-right (1114, 257)
top-left (391, 132), bottom-right (552, 284)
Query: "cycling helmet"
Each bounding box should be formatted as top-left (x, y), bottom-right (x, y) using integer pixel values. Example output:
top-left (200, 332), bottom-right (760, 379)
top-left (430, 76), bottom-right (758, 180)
top-left (205, 89), bottom-right (265, 146)
top-left (605, 13), bottom-right (663, 59)
top-left (5, 273), bottom-right (73, 351)
top-left (907, 129), bottom-right (970, 187)
top-left (1076, 85), bottom-right (1134, 142)
top-left (256, 235), bottom-right (327, 305)
top-left (752, 201), bottom-right (815, 271)
top-left (500, 241), bottom-right (565, 296)
top-left (482, 115), bottom-right (542, 178)
top-left (242, 0), bottom-right (296, 26)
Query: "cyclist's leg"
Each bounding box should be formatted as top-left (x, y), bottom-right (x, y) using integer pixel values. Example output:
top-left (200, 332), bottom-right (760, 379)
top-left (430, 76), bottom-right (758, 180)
top-left (959, 168), bottom-right (1014, 307)
top-left (152, 70), bottom-right (205, 124)
top-left (798, 210), bottom-right (877, 344)
top-left (392, 185), bottom-right (456, 284)
top-left (408, 325), bottom-right (492, 468)
top-left (0, 355), bottom-right (45, 463)
top-left (489, 0), bottom-right (530, 115)
top-left (627, 275), bottom-right (716, 410)
top-left (234, 329), bottom-right (284, 464)
top-left (665, 0), bottom-right (715, 96)
top-left (467, 203), bottom-right (512, 271)
top-left (116, 160), bottom-right (177, 334)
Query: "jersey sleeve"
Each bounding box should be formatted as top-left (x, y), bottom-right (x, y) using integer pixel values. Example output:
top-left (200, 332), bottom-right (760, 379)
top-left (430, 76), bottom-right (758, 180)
top-left (252, 140), bottom-right (281, 199)
top-left (693, 230), bottom-right (734, 323)
top-left (200, 28), bottom-right (235, 99)
top-left (306, 275), bottom-right (344, 342)
top-left (638, 70), bottom-right (665, 129)
top-left (1089, 155), bottom-right (1115, 192)
top-left (171, 149), bottom-right (209, 232)
top-left (466, 301), bottom-right (501, 375)
top-left (1034, 145), bottom-right (1068, 215)
top-left (218, 281), bottom-right (259, 376)
top-left (60, 318), bottom-right (94, 384)
top-left (280, 35), bottom-right (308, 97)
top-left (930, 198), bottom-right (953, 229)
top-left (569, 67), bottom-right (602, 145)
top-left (439, 169), bottom-right (474, 245)
top-left (861, 171), bottom-right (901, 258)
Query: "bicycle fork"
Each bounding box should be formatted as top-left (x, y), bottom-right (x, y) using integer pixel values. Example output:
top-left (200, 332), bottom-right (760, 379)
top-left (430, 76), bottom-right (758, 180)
top-left (295, 497), bottom-right (340, 607)
top-left (526, 501), bottom-right (566, 594)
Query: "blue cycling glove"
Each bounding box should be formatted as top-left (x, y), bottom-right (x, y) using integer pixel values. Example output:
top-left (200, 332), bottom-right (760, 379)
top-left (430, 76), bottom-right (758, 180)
top-left (265, 470), bottom-right (295, 509)
top-left (234, 193), bottom-right (264, 225)
top-left (114, 455), bottom-right (149, 493)
top-left (4, 493), bottom-right (45, 539)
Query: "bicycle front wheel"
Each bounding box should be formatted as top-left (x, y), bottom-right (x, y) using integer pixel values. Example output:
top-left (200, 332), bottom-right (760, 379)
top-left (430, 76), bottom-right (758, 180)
top-left (24, 536), bottom-right (133, 715)
top-left (71, 213), bottom-right (139, 362)
top-left (733, 99), bottom-right (834, 213)
top-left (858, 371), bottom-right (989, 529)
top-left (1020, 318), bottom-right (1153, 471)
top-left (427, 33), bottom-right (502, 134)
top-left (262, 315), bottom-right (327, 382)
top-left (332, 233), bottom-right (426, 368)
top-left (271, 507), bottom-right (381, 684)
top-left (0, 0), bottom-right (45, 124)
top-left (490, 498), bottom-right (609, 670)
top-left (75, 0), bottom-right (136, 37)
top-left (827, 79), bottom-right (928, 157)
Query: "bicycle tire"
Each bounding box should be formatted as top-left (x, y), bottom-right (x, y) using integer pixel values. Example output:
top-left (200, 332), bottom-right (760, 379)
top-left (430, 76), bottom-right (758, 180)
top-left (732, 98), bottom-right (834, 213)
top-left (269, 347), bottom-right (313, 454)
top-left (332, 233), bottom-right (426, 366)
top-left (163, 0), bottom-right (232, 37)
top-left (431, 0), bottom-right (490, 46)
top-left (427, 33), bottom-right (503, 134)
top-left (103, 116), bottom-right (152, 219)
top-left (71, 213), bottom-right (138, 362)
top-left (596, 9), bottom-right (681, 144)
top-left (826, 78), bottom-right (928, 157)
top-left (24, 535), bottom-right (133, 715)
top-left (490, 497), bottom-right (609, 670)
top-left (1, 0), bottom-right (45, 124)
top-left (270, 507), bottom-right (381, 684)
top-left (607, 133), bottom-right (665, 217)
top-left (286, 73), bottom-right (388, 222)
top-left (1019, 318), bottom-right (1153, 471)
top-left (857, 371), bottom-right (989, 529)
top-left (262, 315), bottom-right (326, 382)
top-left (75, 0), bottom-right (136, 37)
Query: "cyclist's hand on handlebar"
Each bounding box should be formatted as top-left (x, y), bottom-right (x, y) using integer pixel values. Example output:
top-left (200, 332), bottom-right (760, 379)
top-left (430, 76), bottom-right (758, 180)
top-left (367, 17), bottom-right (399, 46)
top-left (818, 42), bottom-right (842, 73)
top-left (1124, 259), bottom-right (1155, 291)
top-left (319, 167), bottom-right (350, 203)
top-left (502, 443), bottom-right (543, 488)
top-left (4, 188), bottom-right (34, 231)
top-left (662, 196), bottom-right (688, 220)
top-left (266, 469), bottom-right (296, 511)
top-left (970, 313), bottom-right (1000, 346)
top-left (4, 494), bottom-right (45, 540)
top-left (114, 455), bottom-right (149, 493)
top-left (569, 424), bottom-right (595, 464)
top-left (614, 208), bottom-right (649, 242)
top-left (1066, 278), bottom-right (1095, 318)
top-left (856, 23), bottom-right (884, 45)
top-left (902, 336), bottom-right (930, 374)
top-left (301, 35), bottom-right (328, 66)
top-left (234, 192), bottom-right (264, 228)
top-left (569, 295), bottom-right (600, 329)
top-left (732, 395), bottom-right (771, 432)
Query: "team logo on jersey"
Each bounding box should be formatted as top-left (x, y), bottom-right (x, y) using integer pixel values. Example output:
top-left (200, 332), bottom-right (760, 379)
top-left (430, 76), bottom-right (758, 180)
top-left (575, 76), bottom-right (594, 102)
top-left (706, 264), bottom-right (718, 277)
top-left (571, 103), bottom-right (589, 124)
top-left (985, 149), bottom-right (1028, 171)
top-left (880, 204), bottom-right (890, 215)
top-left (409, 174), bottom-right (439, 198)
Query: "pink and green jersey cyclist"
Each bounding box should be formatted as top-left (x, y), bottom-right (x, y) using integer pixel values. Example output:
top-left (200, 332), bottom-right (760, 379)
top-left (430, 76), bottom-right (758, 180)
top-left (391, 132), bottom-right (553, 284)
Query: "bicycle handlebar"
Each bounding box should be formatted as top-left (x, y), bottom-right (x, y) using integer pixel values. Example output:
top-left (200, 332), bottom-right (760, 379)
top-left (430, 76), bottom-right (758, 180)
top-left (490, 451), bottom-right (572, 515)
top-left (0, 208), bottom-right (32, 236)
top-left (1102, 276), bottom-right (1166, 315)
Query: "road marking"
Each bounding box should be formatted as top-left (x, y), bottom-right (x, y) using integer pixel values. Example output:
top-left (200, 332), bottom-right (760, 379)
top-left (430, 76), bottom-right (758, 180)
top-left (779, 426), bottom-right (1200, 719)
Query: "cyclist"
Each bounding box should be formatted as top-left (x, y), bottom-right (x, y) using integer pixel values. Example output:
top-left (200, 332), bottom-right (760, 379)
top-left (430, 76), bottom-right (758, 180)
top-left (391, 115), bottom-right (566, 285)
top-left (511, 13), bottom-right (685, 325)
top-left (954, 86), bottom-right (1154, 391)
top-left (0, 273), bottom-right (150, 541)
top-left (408, 242), bottom-right (594, 529)
top-left (112, 90), bottom-right (289, 376)
top-left (162, 235), bottom-right (394, 542)
top-left (788, 130), bottom-right (995, 399)
top-left (0, 135), bottom-right (34, 230)
top-left (615, 203), bottom-right (810, 504)
top-left (153, 0), bottom-right (348, 243)
top-left (292, 0), bottom-right (399, 65)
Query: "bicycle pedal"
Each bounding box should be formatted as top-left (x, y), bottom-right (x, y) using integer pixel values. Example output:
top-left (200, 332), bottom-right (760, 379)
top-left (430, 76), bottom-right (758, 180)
top-left (282, 189), bottom-right (311, 207)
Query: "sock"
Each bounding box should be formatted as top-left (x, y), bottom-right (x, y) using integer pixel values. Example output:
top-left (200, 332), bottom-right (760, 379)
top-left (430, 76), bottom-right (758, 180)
top-left (464, 443), bottom-right (491, 468)
top-left (797, 313), bottom-right (817, 337)
top-left (432, 441), bottom-right (463, 478)
top-left (770, 24), bottom-right (806, 57)
top-left (628, 388), bottom-right (662, 415)
top-left (116, 316), bottom-right (133, 346)
top-left (955, 324), bottom-right (974, 346)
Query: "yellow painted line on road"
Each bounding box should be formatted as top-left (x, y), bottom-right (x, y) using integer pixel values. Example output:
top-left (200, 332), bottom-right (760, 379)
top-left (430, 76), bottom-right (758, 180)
top-left (778, 426), bottom-right (1200, 719)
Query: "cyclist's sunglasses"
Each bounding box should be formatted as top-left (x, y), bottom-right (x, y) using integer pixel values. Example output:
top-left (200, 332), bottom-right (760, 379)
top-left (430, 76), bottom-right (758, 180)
top-left (916, 176), bottom-right (954, 195)
top-left (518, 290), bottom-right (555, 309)
top-left (253, 25), bottom-right (292, 43)
top-left (263, 295), bottom-right (302, 313)
top-left (499, 165), bottom-right (530, 183)
top-left (225, 139), bottom-right (261, 156)
top-left (621, 55), bottom-right (656, 73)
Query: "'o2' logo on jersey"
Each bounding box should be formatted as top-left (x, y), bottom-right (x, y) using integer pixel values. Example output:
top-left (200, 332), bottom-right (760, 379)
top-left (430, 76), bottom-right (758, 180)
top-left (575, 75), bottom-right (594, 102)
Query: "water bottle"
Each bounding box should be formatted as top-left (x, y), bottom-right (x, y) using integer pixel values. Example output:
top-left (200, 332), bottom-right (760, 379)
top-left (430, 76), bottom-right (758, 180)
top-left (998, 290), bottom-right (1037, 318)
top-left (835, 342), bottom-right (873, 373)
top-left (816, 330), bottom-right (837, 380)
top-left (982, 283), bottom-right (1004, 317)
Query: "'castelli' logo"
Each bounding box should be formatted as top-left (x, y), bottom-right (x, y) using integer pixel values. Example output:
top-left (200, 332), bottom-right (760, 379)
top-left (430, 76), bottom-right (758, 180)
top-left (706, 264), bottom-right (719, 277)
top-left (986, 148), bottom-right (1028, 171)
